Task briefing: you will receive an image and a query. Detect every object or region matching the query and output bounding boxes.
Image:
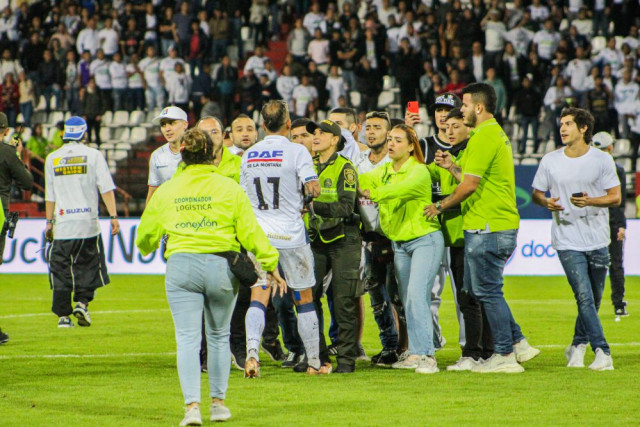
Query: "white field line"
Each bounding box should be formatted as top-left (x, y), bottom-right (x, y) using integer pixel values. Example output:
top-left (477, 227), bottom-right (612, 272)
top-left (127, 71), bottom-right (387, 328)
top-left (0, 309), bottom-right (169, 319)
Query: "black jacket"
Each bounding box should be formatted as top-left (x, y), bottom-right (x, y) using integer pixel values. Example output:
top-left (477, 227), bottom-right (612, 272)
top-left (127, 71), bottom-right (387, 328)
top-left (0, 142), bottom-right (34, 210)
top-left (609, 163), bottom-right (627, 230)
top-left (513, 87), bottom-right (543, 117)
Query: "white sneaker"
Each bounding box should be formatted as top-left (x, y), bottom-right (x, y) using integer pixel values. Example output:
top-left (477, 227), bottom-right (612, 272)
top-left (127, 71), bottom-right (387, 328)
top-left (589, 348), bottom-right (614, 371)
top-left (447, 356), bottom-right (478, 371)
top-left (391, 354), bottom-right (421, 369)
top-left (471, 353), bottom-right (524, 373)
top-left (210, 402), bottom-right (232, 421)
top-left (565, 344), bottom-right (587, 368)
top-left (514, 339), bottom-right (540, 363)
top-left (180, 406), bottom-right (202, 426)
top-left (415, 356), bottom-right (439, 374)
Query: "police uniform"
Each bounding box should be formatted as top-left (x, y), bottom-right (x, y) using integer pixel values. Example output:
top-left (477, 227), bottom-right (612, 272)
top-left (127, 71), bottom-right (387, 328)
top-left (306, 120), bottom-right (362, 371)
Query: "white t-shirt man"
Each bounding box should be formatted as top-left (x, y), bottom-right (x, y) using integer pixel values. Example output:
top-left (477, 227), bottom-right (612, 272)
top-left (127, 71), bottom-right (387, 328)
top-left (148, 143), bottom-right (182, 187)
top-left (292, 84), bottom-right (318, 117)
top-left (139, 56), bottom-right (161, 88)
top-left (126, 63), bottom-right (144, 89)
top-left (533, 29), bottom-right (561, 60)
top-left (355, 150), bottom-right (391, 234)
top-left (109, 61), bottom-right (128, 89)
top-left (90, 58), bottom-right (111, 89)
top-left (76, 28), bottom-right (99, 56)
top-left (565, 59), bottom-right (592, 92)
top-left (532, 147), bottom-right (620, 251)
top-left (240, 135), bottom-right (318, 249)
top-left (45, 143), bottom-right (116, 239)
top-left (98, 27), bottom-right (120, 56)
top-left (613, 80), bottom-right (639, 114)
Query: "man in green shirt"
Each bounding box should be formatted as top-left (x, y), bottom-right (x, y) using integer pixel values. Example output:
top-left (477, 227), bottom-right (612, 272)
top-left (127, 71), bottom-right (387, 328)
top-left (424, 83), bottom-right (539, 373)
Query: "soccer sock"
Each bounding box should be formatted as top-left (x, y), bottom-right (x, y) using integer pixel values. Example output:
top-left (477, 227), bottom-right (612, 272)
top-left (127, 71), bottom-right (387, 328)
top-left (297, 303), bottom-right (320, 370)
top-left (245, 301), bottom-right (266, 361)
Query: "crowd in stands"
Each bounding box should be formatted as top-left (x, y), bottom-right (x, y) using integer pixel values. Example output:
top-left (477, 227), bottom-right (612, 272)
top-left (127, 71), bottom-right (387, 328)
top-left (2, 0), bottom-right (640, 170)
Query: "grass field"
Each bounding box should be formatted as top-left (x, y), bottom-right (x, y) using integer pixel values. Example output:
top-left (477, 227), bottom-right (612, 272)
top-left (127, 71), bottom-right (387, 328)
top-left (0, 274), bottom-right (638, 426)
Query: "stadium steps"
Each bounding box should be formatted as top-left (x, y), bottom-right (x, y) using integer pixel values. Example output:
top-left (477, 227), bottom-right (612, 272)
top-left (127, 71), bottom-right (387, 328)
top-left (264, 41), bottom-right (287, 72)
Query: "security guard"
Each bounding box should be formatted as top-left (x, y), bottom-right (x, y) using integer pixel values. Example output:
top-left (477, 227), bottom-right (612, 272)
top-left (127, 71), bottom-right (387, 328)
top-left (306, 119), bottom-right (362, 374)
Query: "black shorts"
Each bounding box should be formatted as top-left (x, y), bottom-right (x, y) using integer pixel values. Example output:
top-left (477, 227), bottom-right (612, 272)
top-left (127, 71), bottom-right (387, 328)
top-left (47, 235), bottom-right (110, 292)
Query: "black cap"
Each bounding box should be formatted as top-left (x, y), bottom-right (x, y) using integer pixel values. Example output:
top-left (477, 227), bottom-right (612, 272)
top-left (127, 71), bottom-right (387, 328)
top-left (306, 119), bottom-right (345, 150)
top-left (431, 93), bottom-right (462, 110)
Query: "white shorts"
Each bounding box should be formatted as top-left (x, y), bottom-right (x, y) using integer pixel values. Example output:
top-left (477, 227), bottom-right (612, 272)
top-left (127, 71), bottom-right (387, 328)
top-left (249, 244), bottom-right (316, 291)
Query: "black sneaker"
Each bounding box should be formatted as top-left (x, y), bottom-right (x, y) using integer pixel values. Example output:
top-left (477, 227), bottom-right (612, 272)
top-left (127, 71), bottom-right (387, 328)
top-left (327, 343), bottom-right (338, 357)
top-left (293, 355), bottom-right (308, 373)
top-left (261, 340), bottom-right (286, 362)
top-left (615, 306), bottom-right (629, 317)
top-left (72, 303), bottom-right (91, 327)
top-left (230, 347), bottom-right (246, 370)
top-left (0, 329), bottom-right (8, 344)
top-left (282, 352), bottom-right (304, 368)
top-left (335, 364), bottom-right (355, 374)
top-left (373, 349), bottom-right (399, 367)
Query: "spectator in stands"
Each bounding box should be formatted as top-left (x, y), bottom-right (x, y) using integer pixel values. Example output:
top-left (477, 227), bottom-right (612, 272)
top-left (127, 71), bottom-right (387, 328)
top-left (199, 93), bottom-right (222, 120)
top-left (167, 62), bottom-right (191, 113)
top-left (0, 72), bottom-right (18, 127)
top-left (355, 58), bottom-right (382, 113)
top-left (303, 2), bottom-right (325, 36)
top-left (514, 76), bottom-right (543, 155)
top-left (306, 61), bottom-right (327, 108)
top-left (0, 49), bottom-right (21, 80)
top-left (325, 65), bottom-right (346, 110)
top-left (63, 50), bottom-right (79, 114)
top-left (22, 32), bottom-right (46, 83)
top-left (395, 37), bottom-right (421, 114)
top-left (215, 55), bottom-right (237, 126)
top-left (98, 17), bottom-right (119, 59)
top-left (260, 59), bottom-right (278, 84)
top-left (483, 68), bottom-right (506, 123)
top-left (249, 0), bottom-right (268, 47)
top-left (481, 9), bottom-right (506, 68)
top-left (76, 17), bottom-right (99, 57)
top-left (292, 74), bottom-right (318, 118)
top-left (468, 41), bottom-right (488, 85)
top-left (337, 29), bottom-right (359, 91)
top-left (61, 4), bottom-right (81, 37)
top-left (18, 71), bottom-right (34, 127)
top-left (500, 43), bottom-right (525, 108)
top-left (90, 49), bottom-right (112, 112)
top-left (143, 3), bottom-right (158, 50)
top-left (81, 78), bottom-right (105, 146)
top-left (173, 2), bottom-right (193, 57)
top-left (139, 45), bottom-right (163, 111)
top-left (565, 46), bottom-right (592, 107)
top-left (614, 69), bottom-right (639, 139)
top-left (595, 37), bottom-right (625, 71)
top-left (125, 53), bottom-right (145, 111)
top-left (38, 49), bottom-right (63, 113)
top-left (287, 18), bottom-right (309, 64)
top-left (160, 45), bottom-right (185, 85)
top-left (121, 17), bottom-right (143, 60)
top-left (0, 7), bottom-right (19, 57)
top-left (544, 75), bottom-right (574, 147)
top-left (628, 91), bottom-right (640, 172)
top-left (532, 19), bottom-right (561, 66)
top-left (239, 69), bottom-right (261, 116)
top-left (587, 74), bottom-right (614, 134)
top-left (244, 45), bottom-right (267, 76)
top-left (191, 63), bottom-right (212, 119)
top-left (528, 0), bottom-right (549, 25)
top-left (109, 52), bottom-right (127, 112)
top-left (77, 50), bottom-right (91, 87)
top-left (158, 7), bottom-right (177, 57)
top-left (188, 20), bottom-right (208, 77)
top-left (277, 64), bottom-right (299, 111)
top-left (307, 29), bottom-right (330, 71)
top-left (444, 69), bottom-right (466, 97)
top-left (209, 9), bottom-right (228, 63)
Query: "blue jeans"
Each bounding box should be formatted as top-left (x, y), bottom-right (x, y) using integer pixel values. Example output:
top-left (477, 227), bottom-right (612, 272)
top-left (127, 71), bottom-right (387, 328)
top-left (557, 248), bottom-right (610, 354)
top-left (20, 101), bottom-right (33, 127)
top-left (145, 86), bottom-right (165, 111)
top-left (392, 231), bottom-right (444, 356)
top-left (464, 230), bottom-right (525, 355)
top-left (165, 253), bottom-right (238, 404)
top-left (363, 240), bottom-right (399, 351)
top-left (112, 88), bottom-right (126, 111)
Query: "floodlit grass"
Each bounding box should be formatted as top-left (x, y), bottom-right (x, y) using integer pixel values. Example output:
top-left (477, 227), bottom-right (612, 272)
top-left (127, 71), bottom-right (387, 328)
top-left (0, 274), bottom-right (638, 426)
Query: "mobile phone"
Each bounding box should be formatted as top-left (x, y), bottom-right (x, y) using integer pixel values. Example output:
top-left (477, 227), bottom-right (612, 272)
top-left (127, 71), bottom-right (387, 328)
top-left (572, 192), bottom-right (585, 198)
top-left (407, 101), bottom-right (419, 114)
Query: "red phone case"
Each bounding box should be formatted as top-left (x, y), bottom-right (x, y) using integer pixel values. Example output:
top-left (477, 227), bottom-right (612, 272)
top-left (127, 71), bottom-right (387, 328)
top-left (407, 101), bottom-right (419, 114)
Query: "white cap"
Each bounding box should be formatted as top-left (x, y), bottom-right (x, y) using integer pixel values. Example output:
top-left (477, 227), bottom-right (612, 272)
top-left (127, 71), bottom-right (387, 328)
top-left (592, 131), bottom-right (614, 149)
top-left (152, 106), bottom-right (188, 124)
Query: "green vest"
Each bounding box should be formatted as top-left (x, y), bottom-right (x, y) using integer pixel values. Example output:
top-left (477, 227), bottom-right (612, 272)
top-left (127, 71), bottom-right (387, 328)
top-left (311, 154), bottom-right (355, 243)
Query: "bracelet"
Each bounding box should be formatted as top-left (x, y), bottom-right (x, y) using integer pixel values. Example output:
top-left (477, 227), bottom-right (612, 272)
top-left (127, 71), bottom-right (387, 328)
top-left (110, 216), bottom-right (118, 220)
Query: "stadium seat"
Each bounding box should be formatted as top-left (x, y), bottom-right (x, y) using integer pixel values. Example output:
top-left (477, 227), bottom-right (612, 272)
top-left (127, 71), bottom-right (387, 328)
top-left (520, 157), bottom-right (539, 165)
top-left (613, 139), bottom-right (630, 158)
top-left (349, 91), bottom-right (361, 108)
top-left (34, 95), bottom-right (47, 111)
top-left (414, 123), bottom-right (428, 139)
top-left (252, 109), bottom-right (260, 125)
top-left (102, 110), bottom-right (113, 125)
top-left (16, 113), bottom-right (24, 123)
top-left (388, 103), bottom-right (402, 119)
top-left (240, 26), bottom-right (251, 40)
top-left (141, 110), bottom-right (160, 128)
top-left (107, 127), bottom-right (131, 144)
top-left (108, 110), bottom-right (130, 128)
top-left (382, 75), bottom-right (395, 91)
top-left (21, 128), bottom-right (32, 141)
top-left (619, 158), bottom-right (632, 171)
top-left (32, 111), bottom-right (47, 125)
top-left (99, 127), bottom-right (112, 142)
top-left (419, 107), bottom-right (429, 123)
top-left (64, 111), bottom-right (72, 121)
top-left (43, 111), bottom-right (64, 129)
top-left (129, 127), bottom-right (148, 144)
top-left (128, 110), bottom-right (145, 127)
top-left (377, 91), bottom-right (394, 109)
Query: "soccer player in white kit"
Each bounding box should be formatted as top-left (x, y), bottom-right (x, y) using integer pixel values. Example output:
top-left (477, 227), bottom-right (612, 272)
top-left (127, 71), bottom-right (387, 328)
top-left (145, 106), bottom-right (189, 205)
top-left (240, 100), bottom-right (324, 376)
top-left (44, 116), bottom-right (120, 328)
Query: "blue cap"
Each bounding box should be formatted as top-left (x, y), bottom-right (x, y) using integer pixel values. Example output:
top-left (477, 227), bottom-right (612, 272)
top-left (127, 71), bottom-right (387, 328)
top-left (63, 116), bottom-right (88, 141)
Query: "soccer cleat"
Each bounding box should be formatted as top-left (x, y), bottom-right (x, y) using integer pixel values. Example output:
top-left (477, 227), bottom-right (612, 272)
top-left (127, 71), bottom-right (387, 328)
top-left (391, 354), bottom-right (422, 370)
top-left (514, 339), bottom-right (540, 363)
top-left (415, 356), bottom-right (439, 374)
top-left (614, 307), bottom-right (629, 317)
top-left (589, 348), bottom-right (614, 371)
top-left (58, 317), bottom-right (75, 328)
top-left (335, 364), bottom-right (355, 374)
top-left (180, 406), bottom-right (202, 426)
top-left (282, 352), bottom-right (304, 368)
top-left (356, 343), bottom-right (370, 361)
top-left (471, 353), bottom-right (524, 373)
top-left (0, 329), bottom-right (8, 344)
top-left (244, 357), bottom-right (260, 378)
top-left (447, 356), bottom-right (479, 371)
top-left (230, 348), bottom-right (245, 371)
top-left (261, 340), bottom-right (286, 362)
top-left (565, 344), bottom-right (587, 368)
top-left (210, 403), bottom-right (232, 422)
top-left (72, 304), bottom-right (91, 327)
top-left (372, 350), bottom-right (399, 367)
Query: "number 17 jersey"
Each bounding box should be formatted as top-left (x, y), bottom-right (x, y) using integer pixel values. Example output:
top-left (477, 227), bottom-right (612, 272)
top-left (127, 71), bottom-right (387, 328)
top-left (240, 135), bottom-right (318, 249)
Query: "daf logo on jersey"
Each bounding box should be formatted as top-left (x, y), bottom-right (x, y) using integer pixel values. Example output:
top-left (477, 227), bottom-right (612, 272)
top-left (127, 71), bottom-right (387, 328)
top-left (247, 150), bottom-right (284, 167)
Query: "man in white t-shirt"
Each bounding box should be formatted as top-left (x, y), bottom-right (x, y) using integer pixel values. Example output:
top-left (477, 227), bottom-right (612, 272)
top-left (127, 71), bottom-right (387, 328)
top-left (146, 106), bottom-right (188, 205)
top-left (292, 75), bottom-right (319, 118)
top-left (240, 100), bottom-right (324, 376)
top-left (243, 46), bottom-right (268, 77)
top-left (109, 52), bottom-right (128, 111)
top-left (126, 52), bottom-right (145, 111)
top-left (76, 17), bottom-right (99, 56)
top-left (532, 107), bottom-right (620, 371)
top-left (138, 45), bottom-right (164, 110)
top-left (44, 116), bottom-right (120, 328)
top-left (613, 70), bottom-right (639, 138)
top-left (90, 49), bottom-right (112, 110)
top-left (532, 19), bottom-right (561, 62)
top-left (98, 17), bottom-right (120, 58)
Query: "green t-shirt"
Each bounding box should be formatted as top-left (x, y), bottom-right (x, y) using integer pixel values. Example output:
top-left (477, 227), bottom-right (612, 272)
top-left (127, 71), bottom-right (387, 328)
top-left (429, 147), bottom-right (467, 246)
top-left (461, 118), bottom-right (519, 232)
top-left (26, 136), bottom-right (48, 158)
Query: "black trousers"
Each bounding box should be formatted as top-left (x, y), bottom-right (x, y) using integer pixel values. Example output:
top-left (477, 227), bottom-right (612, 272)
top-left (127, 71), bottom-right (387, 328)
top-left (608, 230), bottom-right (626, 308)
top-left (0, 207), bottom-right (7, 265)
top-left (52, 288), bottom-right (95, 317)
top-left (450, 245), bottom-right (493, 360)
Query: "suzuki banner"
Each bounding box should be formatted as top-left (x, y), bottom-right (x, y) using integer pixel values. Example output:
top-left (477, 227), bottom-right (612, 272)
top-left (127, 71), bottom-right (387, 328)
top-left (1, 219), bottom-right (639, 275)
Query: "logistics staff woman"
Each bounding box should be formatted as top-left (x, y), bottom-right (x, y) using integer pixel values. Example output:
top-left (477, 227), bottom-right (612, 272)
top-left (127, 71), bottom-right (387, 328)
top-left (136, 129), bottom-right (286, 426)
top-left (359, 124), bottom-right (445, 375)
top-left (307, 119), bottom-right (362, 374)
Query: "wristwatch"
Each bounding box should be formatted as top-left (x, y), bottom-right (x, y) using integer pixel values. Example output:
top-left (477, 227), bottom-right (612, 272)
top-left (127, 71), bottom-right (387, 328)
top-left (435, 201), bottom-right (443, 213)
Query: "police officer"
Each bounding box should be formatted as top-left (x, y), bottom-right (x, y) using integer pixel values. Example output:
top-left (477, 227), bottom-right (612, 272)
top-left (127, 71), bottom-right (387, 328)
top-left (306, 119), bottom-right (362, 374)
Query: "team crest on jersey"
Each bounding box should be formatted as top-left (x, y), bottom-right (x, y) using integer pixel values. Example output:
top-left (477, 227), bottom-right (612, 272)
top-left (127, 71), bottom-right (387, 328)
top-left (324, 178), bottom-right (332, 188)
top-left (344, 169), bottom-right (356, 189)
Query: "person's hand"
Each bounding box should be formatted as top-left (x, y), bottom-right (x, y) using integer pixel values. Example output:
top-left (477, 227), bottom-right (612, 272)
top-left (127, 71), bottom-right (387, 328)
top-left (267, 269), bottom-right (287, 297)
top-left (434, 150), bottom-right (453, 169)
top-left (360, 189), bottom-right (371, 199)
top-left (110, 218), bottom-right (120, 235)
top-left (545, 196), bottom-right (565, 211)
top-left (570, 192), bottom-right (589, 208)
top-left (404, 110), bottom-right (420, 126)
top-left (45, 223), bottom-right (54, 242)
top-left (617, 227), bottom-right (625, 241)
top-left (424, 203), bottom-right (440, 220)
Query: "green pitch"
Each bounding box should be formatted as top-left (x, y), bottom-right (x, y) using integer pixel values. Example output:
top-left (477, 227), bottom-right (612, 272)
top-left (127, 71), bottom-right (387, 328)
top-left (0, 274), bottom-right (638, 426)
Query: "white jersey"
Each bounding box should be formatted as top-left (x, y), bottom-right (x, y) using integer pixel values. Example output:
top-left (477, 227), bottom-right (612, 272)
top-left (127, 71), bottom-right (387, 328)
top-left (355, 149), bottom-right (391, 234)
top-left (532, 147), bottom-right (620, 251)
top-left (90, 58), bottom-right (111, 89)
top-left (337, 128), bottom-right (362, 164)
top-left (240, 135), bottom-right (318, 249)
top-left (148, 143), bottom-right (182, 187)
top-left (139, 56), bottom-right (161, 88)
top-left (109, 61), bottom-right (128, 89)
top-left (45, 143), bottom-right (115, 240)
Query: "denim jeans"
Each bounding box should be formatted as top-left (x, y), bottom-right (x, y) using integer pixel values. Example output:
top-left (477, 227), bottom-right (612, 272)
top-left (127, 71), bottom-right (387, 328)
top-left (165, 253), bottom-right (238, 404)
top-left (392, 231), bottom-right (444, 356)
top-left (20, 101), bottom-right (33, 127)
top-left (112, 88), bottom-right (126, 111)
top-left (145, 86), bottom-right (165, 111)
top-left (557, 248), bottom-right (610, 354)
top-left (363, 240), bottom-right (399, 351)
top-left (464, 230), bottom-right (525, 355)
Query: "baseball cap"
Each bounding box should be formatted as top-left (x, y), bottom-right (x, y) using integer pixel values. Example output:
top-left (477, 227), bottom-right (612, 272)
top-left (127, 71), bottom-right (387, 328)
top-left (306, 119), bottom-right (345, 149)
top-left (431, 93), bottom-right (462, 110)
top-left (592, 131), bottom-right (614, 149)
top-left (63, 116), bottom-right (88, 141)
top-left (152, 106), bottom-right (188, 124)
top-left (0, 112), bottom-right (7, 128)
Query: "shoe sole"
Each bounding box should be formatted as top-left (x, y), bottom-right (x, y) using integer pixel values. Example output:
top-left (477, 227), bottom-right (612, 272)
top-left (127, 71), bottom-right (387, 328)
top-left (73, 309), bottom-right (91, 327)
top-left (180, 417), bottom-right (203, 426)
top-left (446, 365), bottom-right (473, 371)
top-left (58, 324), bottom-right (74, 328)
top-left (415, 368), bottom-right (440, 374)
top-left (473, 365), bottom-right (525, 373)
top-left (210, 413), bottom-right (232, 422)
top-left (589, 366), bottom-right (614, 371)
top-left (516, 348), bottom-right (540, 363)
